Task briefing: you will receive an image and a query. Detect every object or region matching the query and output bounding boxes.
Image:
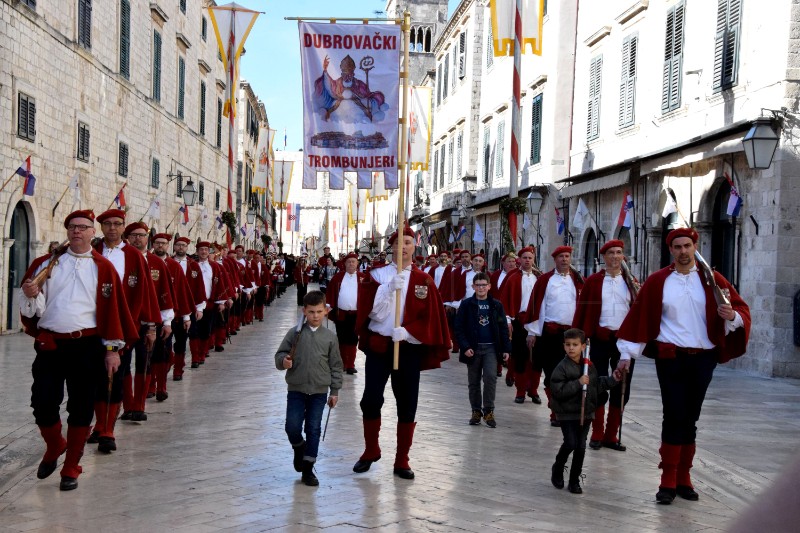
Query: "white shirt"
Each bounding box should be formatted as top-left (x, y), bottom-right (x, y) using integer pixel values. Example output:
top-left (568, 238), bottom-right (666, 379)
top-left (19, 250), bottom-right (123, 348)
top-left (497, 269), bottom-right (509, 288)
top-left (525, 272), bottom-right (576, 336)
top-left (175, 256), bottom-right (206, 312)
top-left (101, 241), bottom-right (127, 282)
top-left (617, 268), bottom-right (744, 360)
top-left (599, 273), bottom-right (631, 331)
top-left (433, 265), bottom-right (445, 288)
top-left (338, 272), bottom-right (359, 311)
top-left (368, 265), bottom-right (421, 344)
top-left (518, 270), bottom-right (537, 314)
top-left (449, 269), bottom-right (476, 309)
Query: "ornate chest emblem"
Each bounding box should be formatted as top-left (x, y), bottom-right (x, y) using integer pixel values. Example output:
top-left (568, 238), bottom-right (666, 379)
top-left (101, 283), bottom-right (112, 298)
top-left (213, 276), bottom-right (219, 283)
top-left (191, 270), bottom-right (198, 278)
top-left (414, 285), bottom-right (428, 299)
top-left (127, 275), bottom-right (138, 287)
top-left (151, 269), bottom-right (160, 281)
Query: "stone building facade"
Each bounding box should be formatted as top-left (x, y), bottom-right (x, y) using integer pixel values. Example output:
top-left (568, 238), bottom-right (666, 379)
top-left (0, 1), bottom-right (268, 333)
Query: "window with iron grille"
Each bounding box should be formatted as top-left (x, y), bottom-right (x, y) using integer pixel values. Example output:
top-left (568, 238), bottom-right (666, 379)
top-left (714, 0), bottom-right (740, 90)
top-left (619, 33), bottom-right (638, 127)
top-left (153, 30), bottom-right (162, 101)
top-left (495, 120), bottom-right (505, 179)
top-left (587, 55), bottom-right (603, 141)
top-left (200, 81), bottom-right (207, 136)
top-left (199, 182), bottom-right (205, 205)
top-left (530, 94), bottom-right (543, 164)
top-left (77, 122), bottom-right (90, 162)
top-left (456, 131), bottom-right (463, 179)
top-left (486, 25), bottom-right (494, 69)
top-left (482, 126), bottom-right (491, 184)
top-left (202, 17), bottom-right (208, 42)
top-left (78, 0), bottom-right (92, 49)
top-left (458, 31), bottom-right (467, 79)
top-left (180, 0), bottom-right (186, 14)
top-left (119, 0), bottom-right (130, 78)
top-left (215, 189), bottom-right (221, 210)
top-left (216, 98), bottom-right (223, 148)
top-left (118, 142), bottom-right (129, 177)
top-left (433, 150), bottom-right (439, 191)
top-left (662, 2), bottom-right (685, 112)
top-left (151, 158), bottom-right (160, 188)
top-left (17, 93), bottom-right (36, 142)
top-left (20, 0), bottom-right (36, 9)
top-left (177, 57), bottom-right (186, 119)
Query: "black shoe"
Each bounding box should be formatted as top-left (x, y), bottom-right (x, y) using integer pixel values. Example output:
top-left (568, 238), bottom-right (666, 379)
top-left (120, 411), bottom-right (133, 421)
top-left (215, 346), bottom-right (225, 352)
top-left (469, 410), bottom-right (482, 425)
top-left (131, 411), bottom-right (147, 422)
top-left (156, 392), bottom-right (168, 402)
top-left (505, 376), bottom-right (514, 387)
top-left (657, 487), bottom-right (677, 504)
top-left (589, 440), bottom-right (602, 450)
top-left (230, 331), bottom-right (237, 336)
top-left (514, 397), bottom-right (525, 404)
top-left (484, 411), bottom-right (497, 428)
top-left (393, 467), bottom-right (415, 479)
top-left (353, 456), bottom-right (380, 473)
top-left (350, 368), bottom-right (358, 374)
top-left (191, 362), bottom-right (200, 368)
top-left (87, 430), bottom-right (100, 444)
top-left (346, 368), bottom-right (356, 375)
top-left (37, 459), bottom-right (59, 480)
top-left (146, 392), bottom-right (155, 399)
top-left (198, 360), bottom-right (205, 365)
top-left (530, 394), bottom-right (542, 404)
top-left (98, 437), bottom-right (117, 453)
top-left (293, 441), bottom-right (306, 472)
top-left (551, 463), bottom-right (566, 489)
top-left (676, 485), bottom-right (699, 501)
top-left (568, 481), bottom-right (583, 494)
top-left (301, 461), bottom-right (319, 486)
top-left (173, 375), bottom-right (183, 381)
top-left (496, 371), bottom-right (502, 377)
top-left (59, 476), bottom-right (78, 491)
top-left (550, 420), bottom-right (561, 427)
top-left (602, 441), bottom-right (626, 451)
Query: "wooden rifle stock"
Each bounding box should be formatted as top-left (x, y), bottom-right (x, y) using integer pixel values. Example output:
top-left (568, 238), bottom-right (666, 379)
top-left (694, 251), bottom-right (731, 306)
top-left (31, 240), bottom-right (70, 288)
top-left (620, 259), bottom-right (639, 299)
top-left (569, 264), bottom-right (585, 285)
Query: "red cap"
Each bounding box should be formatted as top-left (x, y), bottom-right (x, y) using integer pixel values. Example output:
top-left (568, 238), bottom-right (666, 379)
top-left (235, 244), bottom-right (244, 251)
top-left (97, 209), bottom-right (126, 223)
top-left (175, 237), bottom-right (191, 245)
top-left (599, 239), bottom-right (625, 254)
top-left (551, 246), bottom-right (573, 258)
top-left (64, 209), bottom-right (95, 229)
top-left (415, 255), bottom-right (424, 261)
top-left (345, 252), bottom-right (359, 260)
top-left (197, 241), bottom-right (211, 249)
top-left (453, 248), bottom-right (462, 255)
top-left (227, 249), bottom-right (236, 255)
top-left (153, 233), bottom-right (172, 242)
top-left (459, 250), bottom-right (471, 257)
top-left (388, 223), bottom-right (415, 245)
top-left (518, 246), bottom-right (536, 257)
top-left (472, 253), bottom-right (485, 259)
top-left (124, 222), bottom-right (148, 236)
top-left (666, 227), bottom-right (699, 246)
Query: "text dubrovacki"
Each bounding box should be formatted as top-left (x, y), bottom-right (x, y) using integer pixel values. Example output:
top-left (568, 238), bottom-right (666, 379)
top-left (307, 155), bottom-right (396, 169)
top-left (303, 33), bottom-right (398, 51)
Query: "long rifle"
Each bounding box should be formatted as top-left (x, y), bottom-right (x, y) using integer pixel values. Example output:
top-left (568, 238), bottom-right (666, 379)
top-left (31, 241), bottom-right (70, 288)
top-left (620, 259), bottom-right (639, 299)
top-left (619, 371), bottom-right (627, 446)
top-left (694, 251), bottom-right (731, 306)
top-left (569, 264), bottom-right (585, 285)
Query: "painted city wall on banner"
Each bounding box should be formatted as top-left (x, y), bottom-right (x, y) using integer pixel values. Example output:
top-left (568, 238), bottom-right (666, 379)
top-left (299, 22), bottom-right (401, 191)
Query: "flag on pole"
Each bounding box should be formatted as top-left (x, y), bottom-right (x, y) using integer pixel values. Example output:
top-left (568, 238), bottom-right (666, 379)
top-left (200, 207), bottom-right (210, 230)
top-left (16, 157), bottom-right (36, 196)
top-left (240, 223), bottom-right (247, 236)
top-left (725, 173), bottom-right (743, 217)
top-left (573, 198), bottom-right (590, 230)
top-left (68, 171), bottom-right (80, 205)
top-left (179, 205), bottom-right (189, 225)
top-left (473, 220), bottom-right (485, 243)
top-left (427, 229), bottom-right (436, 245)
top-left (617, 191), bottom-right (634, 228)
top-left (145, 198), bottom-right (161, 220)
top-left (662, 194), bottom-right (678, 219)
top-left (216, 214), bottom-right (224, 230)
top-left (490, 0), bottom-right (544, 56)
top-left (455, 225), bottom-right (467, 241)
top-left (555, 207), bottom-right (565, 235)
top-left (286, 203), bottom-right (300, 232)
top-left (114, 184), bottom-right (127, 208)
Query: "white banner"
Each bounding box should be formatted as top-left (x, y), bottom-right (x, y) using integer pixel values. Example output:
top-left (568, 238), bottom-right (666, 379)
top-left (349, 184), bottom-right (367, 225)
top-left (409, 86), bottom-right (432, 171)
top-left (272, 160), bottom-right (294, 209)
top-left (253, 127), bottom-right (273, 193)
top-left (299, 22), bottom-right (401, 190)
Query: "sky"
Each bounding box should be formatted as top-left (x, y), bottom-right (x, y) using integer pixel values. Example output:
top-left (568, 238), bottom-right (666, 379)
top-left (234, 0), bottom-right (457, 151)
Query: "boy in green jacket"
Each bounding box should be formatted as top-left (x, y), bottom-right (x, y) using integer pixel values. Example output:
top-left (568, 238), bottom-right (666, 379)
top-left (550, 328), bottom-right (620, 494)
top-left (276, 291), bottom-right (343, 486)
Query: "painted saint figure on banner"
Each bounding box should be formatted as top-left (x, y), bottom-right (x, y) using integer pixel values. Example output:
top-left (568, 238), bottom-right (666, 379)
top-left (314, 55), bottom-right (388, 124)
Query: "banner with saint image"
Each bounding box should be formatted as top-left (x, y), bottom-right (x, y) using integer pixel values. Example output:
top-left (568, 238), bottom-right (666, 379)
top-left (299, 22), bottom-right (401, 190)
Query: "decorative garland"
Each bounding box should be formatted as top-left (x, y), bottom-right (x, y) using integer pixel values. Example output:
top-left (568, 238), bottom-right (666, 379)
top-left (498, 197), bottom-right (528, 254)
top-left (221, 211), bottom-right (237, 236)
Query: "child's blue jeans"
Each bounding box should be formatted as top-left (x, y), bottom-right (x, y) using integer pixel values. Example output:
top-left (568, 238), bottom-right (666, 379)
top-left (285, 391), bottom-right (327, 462)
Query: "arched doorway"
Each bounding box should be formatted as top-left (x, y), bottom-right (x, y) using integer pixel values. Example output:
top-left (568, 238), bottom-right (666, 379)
top-left (617, 226), bottom-right (632, 257)
top-left (660, 189), bottom-right (680, 268)
top-left (7, 202), bottom-right (31, 330)
top-left (583, 228), bottom-right (597, 277)
top-left (711, 180), bottom-right (736, 284)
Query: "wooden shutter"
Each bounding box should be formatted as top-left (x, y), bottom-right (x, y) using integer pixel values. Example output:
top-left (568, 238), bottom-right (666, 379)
top-left (436, 64), bottom-right (442, 105)
top-left (215, 189), bottom-right (220, 210)
top-left (714, 0), bottom-right (741, 89)
top-left (443, 56), bottom-right (449, 98)
top-left (433, 150), bottom-right (439, 191)
top-left (118, 142), bottom-right (128, 176)
top-left (200, 82), bottom-right (207, 135)
top-left (202, 17), bottom-right (207, 41)
top-left (587, 55), bottom-right (602, 140)
top-left (18, 93), bottom-right (35, 141)
top-left (439, 146), bottom-right (445, 188)
top-left (619, 34), bottom-right (637, 127)
top-left (530, 94), bottom-right (543, 164)
top-left (495, 120), bottom-right (505, 179)
top-left (120, 0), bottom-right (130, 78)
top-left (448, 138), bottom-right (454, 182)
top-left (78, 122), bottom-right (90, 161)
top-left (216, 98), bottom-right (223, 147)
top-left (456, 131), bottom-right (463, 178)
top-left (78, 0), bottom-right (92, 49)
top-left (153, 31), bottom-right (162, 101)
top-left (199, 182), bottom-right (205, 204)
top-left (459, 31), bottom-right (467, 78)
top-left (151, 159), bottom-right (160, 188)
top-left (180, 0), bottom-right (186, 14)
top-left (661, 2), bottom-right (684, 112)
top-left (486, 25), bottom-right (494, 68)
top-left (178, 57), bottom-right (186, 119)
top-left (483, 126), bottom-right (491, 184)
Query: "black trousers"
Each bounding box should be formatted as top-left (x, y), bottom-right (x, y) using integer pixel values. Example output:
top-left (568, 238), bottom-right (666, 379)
top-left (533, 329), bottom-right (566, 387)
top-left (589, 336), bottom-right (635, 406)
top-left (135, 325), bottom-right (166, 371)
top-left (510, 319), bottom-right (530, 373)
top-left (100, 325), bottom-right (148, 404)
top-left (32, 336), bottom-right (104, 427)
top-left (656, 351), bottom-right (717, 445)
top-left (296, 283), bottom-right (308, 306)
top-left (360, 343), bottom-right (422, 423)
top-left (334, 311), bottom-right (358, 346)
top-left (169, 314), bottom-right (192, 354)
top-left (255, 286), bottom-right (267, 307)
top-left (559, 419), bottom-right (592, 451)
top-left (190, 307), bottom-right (214, 341)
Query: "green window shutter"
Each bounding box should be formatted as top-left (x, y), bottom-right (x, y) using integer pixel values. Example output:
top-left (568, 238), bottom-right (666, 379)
top-left (217, 98), bottom-right (223, 147)
top-left (619, 34), bottom-right (637, 127)
top-left (662, 2), bottom-right (685, 112)
top-left (714, 0), bottom-right (741, 90)
top-left (495, 120), bottom-right (505, 179)
top-left (486, 25), bottom-right (494, 68)
top-left (530, 94), bottom-right (543, 164)
top-left (153, 31), bottom-right (162, 101)
top-left (433, 150), bottom-right (439, 191)
top-left (78, 0), bottom-right (92, 49)
top-left (587, 55), bottom-right (602, 140)
top-left (482, 126), bottom-right (491, 184)
top-left (120, 0), bottom-right (130, 78)
top-left (178, 57), bottom-right (186, 119)
top-left (118, 142), bottom-right (128, 176)
top-left (151, 158), bottom-right (160, 188)
top-left (200, 81), bottom-right (207, 135)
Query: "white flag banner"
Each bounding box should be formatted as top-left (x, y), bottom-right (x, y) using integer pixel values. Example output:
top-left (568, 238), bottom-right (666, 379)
top-left (349, 184), bottom-right (367, 225)
top-left (200, 207), bottom-right (211, 230)
top-left (573, 198), bottom-right (590, 230)
top-left (253, 127), bottom-right (273, 193)
top-left (490, 0), bottom-right (544, 56)
top-left (662, 194), bottom-right (678, 219)
top-left (68, 171), bottom-right (80, 206)
top-left (522, 212), bottom-right (531, 231)
top-left (145, 198), bottom-right (161, 220)
top-left (368, 171), bottom-right (389, 201)
top-left (299, 22), bottom-right (401, 191)
top-left (409, 86), bottom-right (432, 171)
top-left (473, 220), bottom-right (485, 243)
top-left (272, 160), bottom-right (294, 209)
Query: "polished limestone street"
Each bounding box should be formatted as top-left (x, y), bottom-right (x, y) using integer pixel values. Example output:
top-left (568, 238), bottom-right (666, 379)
top-left (0, 286), bottom-right (798, 532)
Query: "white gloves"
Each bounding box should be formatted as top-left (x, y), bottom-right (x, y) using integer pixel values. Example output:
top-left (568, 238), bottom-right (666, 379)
top-left (389, 273), bottom-right (407, 291)
top-left (392, 327), bottom-right (410, 342)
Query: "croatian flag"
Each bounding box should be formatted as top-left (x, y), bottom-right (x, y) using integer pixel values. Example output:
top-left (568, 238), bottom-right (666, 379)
top-left (179, 205), bottom-right (189, 225)
top-left (455, 225), bottom-right (467, 241)
top-left (16, 157), bottom-right (36, 196)
top-left (240, 224), bottom-right (247, 236)
top-left (725, 173), bottom-right (743, 217)
top-left (286, 203), bottom-right (300, 232)
top-left (114, 186), bottom-right (127, 208)
top-left (555, 207), bottom-right (565, 235)
top-left (617, 191), bottom-right (634, 228)
top-left (216, 215), bottom-right (224, 230)
top-left (415, 232), bottom-right (422, 246)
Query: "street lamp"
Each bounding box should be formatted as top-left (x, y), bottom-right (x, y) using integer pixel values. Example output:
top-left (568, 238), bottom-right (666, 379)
top-left (527, 188), bottom-right (544, 265)
top-left (742, 117), bottom-right (780, 169)
top-left (165, 171), bottom-right (197, 206)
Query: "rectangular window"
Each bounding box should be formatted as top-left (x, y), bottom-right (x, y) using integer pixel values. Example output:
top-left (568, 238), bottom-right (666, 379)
top-left (451, 46), bottom-right (458, 90)
top-left (17, 93), bottom-right (36, 142)
top-left (119, 0), bottom-right (130, 78)
top-left (180, 0), bottom-right (186, 14)
top-left (433, 150), bottom-right (439, 191)
top-left (442, 55), bottom-right (449, 99)
top-left (216, 98), bottom-right (223, 147)
top-left (177, 57), bottom-right (186, 119)
top-left (436, 64), bottom-right (442, 105)
top-left (587, 55), bottom-right (603, 141)
top-left (202, 17), bottom-right (208, 42)
top-left (458, 31), bottom-right (467, 79)
top-left (215, 189), bottom-right (220, 210)
top-left (153, 30), bottom-right (162, 101)
top-left (619, 34), bottom-right (638, 127)
top-left (78, 0), bottom-right (91, 49)
top-left (21, 0), bottom-right (36, 9)
top-left (118, 142), bottom-right (129, 177)
top-left (530, 94), bottom-right (543, 164)
top-left (662, 2), bottom-right (685, 112)
top-left (482, 126), bottom-right (491, 184)
top-left (199, 182), bottom-right (205, 205)
top-left (200, 81), bottom-right (207, 135)
top-left (439, 146), bottom-right (445, 189)
top-left (77, 122), bottom-right (90, 162)
top-left (447, 139), bottom-right (454, 184)
top-left (486, 25), bottom-right (494, 69)
top-left (714, 0), bottom-right (741, 90)
top-left (495, 120), bottom-right (505, 179)
top-left (151, 158), bottom-right (160, 188)
top-left (456, 131), bottom-right (463, 179)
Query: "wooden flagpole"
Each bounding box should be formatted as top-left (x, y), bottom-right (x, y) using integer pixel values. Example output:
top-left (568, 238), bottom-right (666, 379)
top-left (392, 10), bottom-right (412, 371)
top-left (51, 185), bottom-right (72, 217)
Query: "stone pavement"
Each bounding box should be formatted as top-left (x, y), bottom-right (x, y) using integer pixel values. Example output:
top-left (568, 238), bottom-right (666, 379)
top-left (1, 285), bottom-right (799, 532)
